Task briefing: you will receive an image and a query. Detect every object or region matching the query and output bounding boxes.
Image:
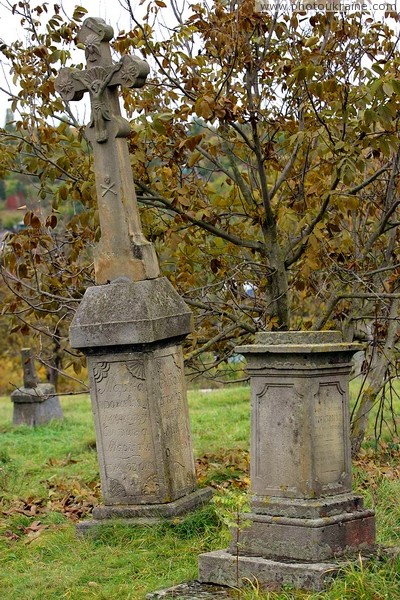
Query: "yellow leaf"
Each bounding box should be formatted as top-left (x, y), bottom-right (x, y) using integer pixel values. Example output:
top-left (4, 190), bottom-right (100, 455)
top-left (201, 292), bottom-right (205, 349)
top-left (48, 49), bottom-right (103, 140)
top-left (188, 151), bottom-right (201, 167)
top-left (305, 36), bottom-right (319, 47)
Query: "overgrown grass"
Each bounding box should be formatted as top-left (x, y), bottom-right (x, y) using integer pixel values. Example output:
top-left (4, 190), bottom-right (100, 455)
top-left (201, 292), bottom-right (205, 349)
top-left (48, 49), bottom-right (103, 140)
top-left (0, 388), bottom-right (399, 599)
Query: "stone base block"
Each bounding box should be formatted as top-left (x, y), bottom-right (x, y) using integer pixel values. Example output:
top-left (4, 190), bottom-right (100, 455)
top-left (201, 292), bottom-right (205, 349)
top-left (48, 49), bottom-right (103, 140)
top-left (12, 395), bottom-right (63, 426)
top-left (252, 493), bottom-right (366, 519)
top-left (232, 510), bottom-right (375, 562)
top-left (77, 488), bottom-right (212, 535)
top-left (198, 550), bottom-right (343, 592)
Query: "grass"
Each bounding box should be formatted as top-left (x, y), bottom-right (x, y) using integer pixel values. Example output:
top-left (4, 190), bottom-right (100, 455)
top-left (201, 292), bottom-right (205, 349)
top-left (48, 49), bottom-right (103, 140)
top-left (0, 387), bottom-right (399, 599)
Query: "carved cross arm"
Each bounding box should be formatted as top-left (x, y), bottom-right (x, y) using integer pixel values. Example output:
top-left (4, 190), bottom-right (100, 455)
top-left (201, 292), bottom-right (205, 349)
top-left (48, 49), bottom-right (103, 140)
top-left (55, 54), bottom-right (149, 104)
top-left (55, 67), bottom-right (86, 101)
top-left (117, 55), bottom-right (150, 89)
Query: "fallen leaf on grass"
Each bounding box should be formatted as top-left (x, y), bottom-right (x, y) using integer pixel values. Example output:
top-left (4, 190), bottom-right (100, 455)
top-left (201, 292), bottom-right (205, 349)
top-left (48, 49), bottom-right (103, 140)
top-left (196, 448), bottom-right (250, 489)
top-left (22, 520), bottom-right (47, 533)
top-left (4, 530), bottom-right (20, 541)
top-left (18, 520), bottom-right (49, 544)
top-left (22, 530), bottom-right (46, 545)
top-left (354, 450), bottom-right (400, 481)
top-left (2, 498), bottom-right (46, 518)
top-left (45, 478), bottom-right (101, 521)
top-left (46, 453), bottom-right (78, 467)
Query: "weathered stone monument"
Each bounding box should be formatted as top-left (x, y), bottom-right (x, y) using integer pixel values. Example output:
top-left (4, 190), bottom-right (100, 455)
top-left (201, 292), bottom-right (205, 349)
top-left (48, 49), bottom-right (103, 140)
top-left (199, 331), bottom-right (376, 591)
top-left (11, 348), bottom-right (63, 426)
top-left (55, 17), bottom-right (210, 528)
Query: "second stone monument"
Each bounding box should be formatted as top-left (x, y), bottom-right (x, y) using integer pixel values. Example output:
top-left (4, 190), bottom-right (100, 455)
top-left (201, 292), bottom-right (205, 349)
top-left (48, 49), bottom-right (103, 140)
top-left (199, 331), bottom-right (376, 590)
top-left (55, 17), bottom-right (210, 528)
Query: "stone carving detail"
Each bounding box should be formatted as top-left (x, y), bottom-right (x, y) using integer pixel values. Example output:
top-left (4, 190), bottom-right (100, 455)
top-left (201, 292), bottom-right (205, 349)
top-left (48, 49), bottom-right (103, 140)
top-left (71, 63), bottom-right (122, 142)
top-left (101, 176), bottom-right (117, 197)
top-left (79, 17), bottom-right (114, 60)
top-left (55, 24), bottom-right (149, 144)
top-left (108, 478), bottom-right (127, 498)
top-left (84, 32), bottom-right (102, 61)
top-left (54, 69), bottom-right (77, 100)
top-left (93, 361), bottom-right (110, 383)
top-left (126, 360), bottom-right (146, 380)
top-left (119, 55), bottom-right (140, 85)
top-left (89, 356), bottom-right (161, 502)
top-left (142, 474), bottom-right (160, 496)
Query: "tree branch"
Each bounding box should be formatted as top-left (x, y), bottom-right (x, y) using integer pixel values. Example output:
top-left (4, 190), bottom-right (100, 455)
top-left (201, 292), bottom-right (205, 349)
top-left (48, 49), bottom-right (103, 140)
top-left (315, 293), bottom-right (400, 330)
top-left (136, 182), bottom-right (264, 251)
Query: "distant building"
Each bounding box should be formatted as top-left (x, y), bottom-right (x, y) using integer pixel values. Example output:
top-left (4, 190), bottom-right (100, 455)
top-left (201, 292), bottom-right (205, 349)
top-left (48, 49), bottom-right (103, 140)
top-left (6, 191), bottom-right (25, 210)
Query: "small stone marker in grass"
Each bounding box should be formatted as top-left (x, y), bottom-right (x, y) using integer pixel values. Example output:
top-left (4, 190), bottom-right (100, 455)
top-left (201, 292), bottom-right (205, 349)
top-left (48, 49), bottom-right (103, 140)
top-left (11, 348), bottom-right (63, 426)
top-left (55, 17), bottom-right (210, 531)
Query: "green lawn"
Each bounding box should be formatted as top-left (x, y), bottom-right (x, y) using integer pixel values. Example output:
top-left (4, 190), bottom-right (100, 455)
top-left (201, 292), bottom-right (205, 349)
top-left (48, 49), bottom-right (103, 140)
top-left (0, 388), bottom-right (399, 599)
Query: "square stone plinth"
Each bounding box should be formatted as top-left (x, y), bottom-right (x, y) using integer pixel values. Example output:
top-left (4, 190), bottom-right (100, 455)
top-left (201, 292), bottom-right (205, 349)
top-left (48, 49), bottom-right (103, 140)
top-left (251, 492), bottom-right (366, 519)
top-left (76, 488), bottom-right (212, 534)
top-left (230, 510), bottom-right (375, 562)
top-left (71, 277), bottom-right (209, 527)
top-left (237, 331), bottom-right (364, 500)
top-left (198, 550), bottom-right (341, 592)
top-left (87, 343), bottom-right (197, 505)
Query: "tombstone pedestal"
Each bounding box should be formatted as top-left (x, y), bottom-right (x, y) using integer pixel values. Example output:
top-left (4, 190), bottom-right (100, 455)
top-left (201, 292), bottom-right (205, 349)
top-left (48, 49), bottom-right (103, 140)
top-left (11, 348), bottom-right (63, 426)
top-left (71, 278), bottom-right (211, 530)
top-left (55, 17), bottom-right (210, 532)
top-left (198, 331), bottom-right (376, 591)
top-left (11, 383), bottom-right (63, 426)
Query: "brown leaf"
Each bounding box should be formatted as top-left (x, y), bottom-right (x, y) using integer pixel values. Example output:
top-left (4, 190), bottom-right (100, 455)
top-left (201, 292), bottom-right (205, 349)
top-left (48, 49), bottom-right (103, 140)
top-left (4, 530), bottom-right (20, 541)
top-left (46, 214), bottom-right (57, 229)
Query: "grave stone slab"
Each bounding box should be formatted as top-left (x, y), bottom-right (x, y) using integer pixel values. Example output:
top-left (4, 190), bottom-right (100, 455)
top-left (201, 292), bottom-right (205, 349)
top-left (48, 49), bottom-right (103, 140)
top-left (11, 348), bottom-right (63, 426)
top-left (198, 331), bottom-right (376, 590)
top-left (146, 581), bottom-right (235, 599)
top-left (55, 17), bottom-right (210, 528)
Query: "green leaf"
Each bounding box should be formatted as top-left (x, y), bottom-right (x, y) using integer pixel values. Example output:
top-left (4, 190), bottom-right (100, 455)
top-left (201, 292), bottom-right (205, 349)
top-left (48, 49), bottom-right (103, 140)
top-left (372, 63), bottom-right (384, 75)
top-left (391, 79), bottom-right (400, 95)
top-left (305, 36), bottom-right (319, 47)
top-left (383, 81), bottom-right (393, 96)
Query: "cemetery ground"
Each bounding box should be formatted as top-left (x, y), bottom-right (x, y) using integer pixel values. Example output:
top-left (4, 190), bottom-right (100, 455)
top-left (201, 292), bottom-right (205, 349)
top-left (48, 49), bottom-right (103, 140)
top-left (0, 386), bottom-right (399, 600)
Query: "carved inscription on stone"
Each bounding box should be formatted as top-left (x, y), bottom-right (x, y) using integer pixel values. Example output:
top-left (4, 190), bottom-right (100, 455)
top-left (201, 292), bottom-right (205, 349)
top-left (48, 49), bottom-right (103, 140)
top-left (90, 357), bottom-right (158, 504)
top-left (313, 382), bottom-right (346, 488)
top-left (156, 346), bottom-right (196, 496)
top-left (253, 383), bottom-right (306, 498)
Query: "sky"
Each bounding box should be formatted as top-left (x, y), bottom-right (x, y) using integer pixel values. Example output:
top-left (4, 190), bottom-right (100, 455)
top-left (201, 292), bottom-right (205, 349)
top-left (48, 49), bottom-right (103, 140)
top-left (0, 0), bottom-right (148, 125)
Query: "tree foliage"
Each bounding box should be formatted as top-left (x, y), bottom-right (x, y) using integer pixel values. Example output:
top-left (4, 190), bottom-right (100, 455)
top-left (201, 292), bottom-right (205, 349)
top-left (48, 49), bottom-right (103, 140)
top-left (1, 1), bottom-right (400, 450)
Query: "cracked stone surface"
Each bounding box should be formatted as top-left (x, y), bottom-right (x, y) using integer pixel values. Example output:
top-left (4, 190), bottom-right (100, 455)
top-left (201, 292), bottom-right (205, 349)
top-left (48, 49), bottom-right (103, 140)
top-left (146, 581), bottom-right (235, 599)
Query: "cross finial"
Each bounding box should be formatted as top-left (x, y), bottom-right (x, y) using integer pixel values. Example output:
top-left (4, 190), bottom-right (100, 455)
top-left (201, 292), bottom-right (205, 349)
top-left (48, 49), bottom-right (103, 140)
top-left (77, 17), bottom-right (114, 64)
top-left (55, 17), bottom-right (149, 144)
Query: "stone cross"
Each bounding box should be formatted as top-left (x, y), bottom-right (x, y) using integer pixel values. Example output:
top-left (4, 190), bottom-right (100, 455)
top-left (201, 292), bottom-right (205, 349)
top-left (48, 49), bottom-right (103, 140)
top-left (55, 17), bottom-right (159, 284)
top-left (21, 348), bottom-right (38, 389)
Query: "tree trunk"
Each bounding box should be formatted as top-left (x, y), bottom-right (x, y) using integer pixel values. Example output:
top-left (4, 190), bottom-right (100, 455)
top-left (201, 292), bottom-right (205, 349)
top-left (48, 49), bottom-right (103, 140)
top-left (264, 224), bottom-right (290, 330)
top-left (351, 297), bottom-right (399, 456)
